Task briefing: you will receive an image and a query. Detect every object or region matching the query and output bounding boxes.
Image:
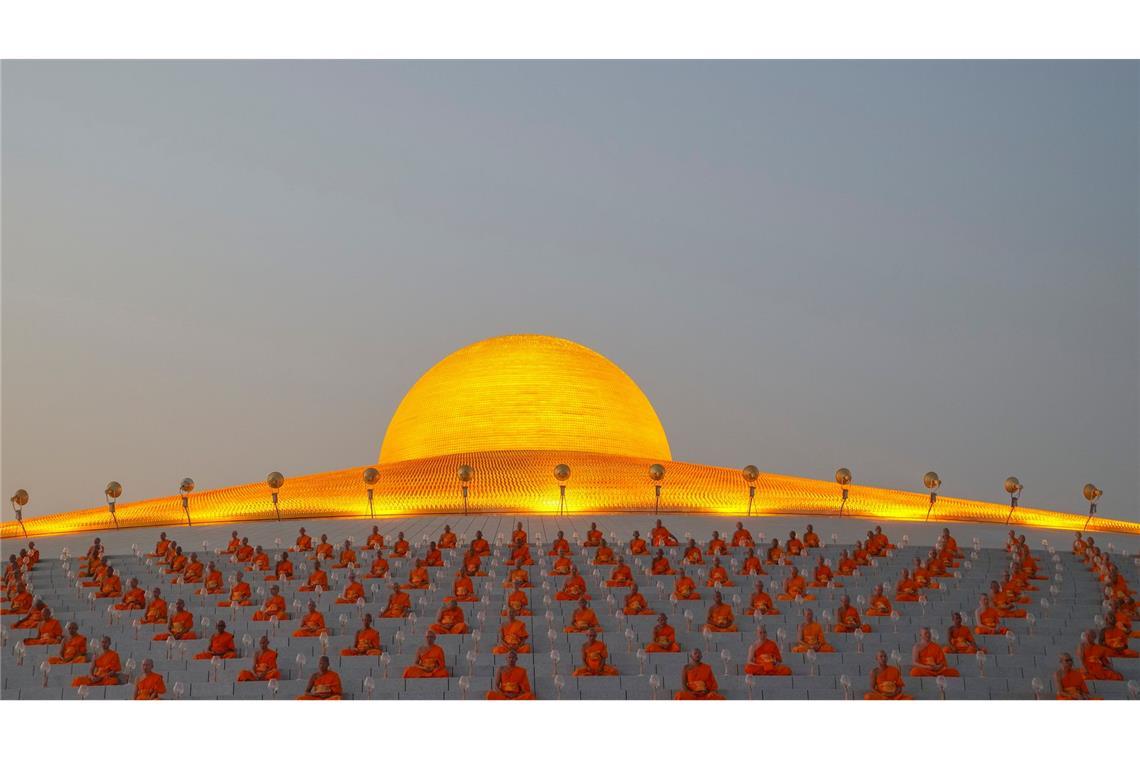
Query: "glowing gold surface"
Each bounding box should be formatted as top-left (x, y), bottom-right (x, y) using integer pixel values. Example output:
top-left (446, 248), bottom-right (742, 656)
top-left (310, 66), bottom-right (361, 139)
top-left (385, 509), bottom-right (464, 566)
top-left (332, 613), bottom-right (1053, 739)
top-left (378, 335), bottom-right (671, 464)
top-left (5, 451), bottom-right (1138, 538)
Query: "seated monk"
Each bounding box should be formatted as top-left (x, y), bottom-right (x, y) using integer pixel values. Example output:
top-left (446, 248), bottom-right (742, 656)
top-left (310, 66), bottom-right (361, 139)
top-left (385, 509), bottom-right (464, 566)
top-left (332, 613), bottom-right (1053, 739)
top-left (154, 599), bottom-right (197, 641)
top-left (707, 531), bottom-right (728, 556)
top-left (895, 570), bottom-right (920, 603)
top-left (551, 553), bottom-right (573, 576)
top-left (1, 582), bottom-right (33, 615)
top-left (1102, 612), bottom-right (1138, 657)
top-left (252, 585), bottom-right (289, 621)
top-left (1056, 652), bottom-right (1100, 700)
top-left (511, 521), bottom-right (528, 545)
top-left (810, 557), bottom-right (840, 588)
top-left (741, 549), bottom-right (765, 576)
top-left (429, 599), bottom-right (468, 634)
top-left (48, 622), bottom-right (88, 664)
top-left (389, 532), bottom-right (410, 558)
top-left (836, 550), bottom-right (858, 577)
top-left (298, 561), bottom-right (329, 593)
top-left (134, 659), bottom-right (166, 700)
top-left (73, 637), bottom-right (122, 686)
top-left (911, 558), bottom-right (938, 590)
top-left (225, 531), bottom-right (242, 554)
top-left (940, 528), bottom-right (963, 558)
top-left (313, 535), bottom-right (334, 561)
top-left (503, 582), bottom-right (532, 616)
top-left (293, 600), bottom-right (327, 637)
top-left (605, 559), bottom-right (634, 587)
top-left (181, 553), bottom-right (204, 584)
top-left (744, 626), bottom-right (792, 676)
top-left (650, 549), bottom-right (675, 575)
top-left (872, 526), bottom-right (895, 554)
top-left (336, 572), bottom-right (366, 605)
top-left (865, 649), bottom-right (911, 700)
top-left (623, 583), bottom-right (654, 615)
top-left (629, 531), bottom-right (649, 555)
top-left (266, 552), bottom-right (293, 582)
top-left (593, 540), bottom-right (616, 565)
top-left (195, 562), bottom-right (224, 596)
top-left (777, 567), bottom-right (814, 601)
top-left (438, 525), bottom-right (457, 550)
top-left (973, 595), bottom-right (1009, 635)
top-left (366, 526), bottom-right (385, 550)
top-left (402, 559), bottom-right (430, 590)
top-left (1080, 629), bottom-right (1123, 680)
top-left (565, 598), bottom-right (602, 634)
top-left (379, 583), bottom-right (412, 618)
top-left (486, 651), bottom-right (535, 699)
top-left (423, 541), bottom-right (444, 567)
top-left (926, 549), bottom-right (951, 578)
top-left (218, 572), bottom-right (252, 607)
top-left (548, 531), bottom-right (570, 557)
top-left (470, 531), bottom-right (491, 556)
top-left (446, 569), bottom-right (478, 603)
top-left (943, 612), bottom-right (984, 654)
top-left (142, 589), bottom-right (169, 624)
top-left (706, 557), bottom-right (733, 587)
top-left (165, 549), bottom-right (186, 576)
top-left (506, 539), bottom-right (533, 566)
top-left (704, 591), bottom-right (737, 633)
top-left (785, 531), bottom-right (804, 557)
top-left (731, 522), bottom-right (754, 548)
top-left (332, 540), bottom-right (357, 569)
top-left (852, 541), bottom-right (872, 566)
top-left (555, 567), bottom-right (590, 601)
top-left (674, 649), bottom-right (725, 700)
top-left (765, 538), bottom-right (785, 566)
top-left (235, 539), bottom-right (254, 563)
top-left (195, 620), bottom-right (237, 659)
top-left (744, 581), bottom-right (779, 616)
top-left (584, 522), bottom-right (603, 547)
top-left (365, 552), bottom-right (390, 579)
top-left (650, 520), bottom-right (679, 547)
top-left (803, 524), bottom-right (820, 549)
top-left (237, 636), bottom-right (281, 681)
top-left (682, 539), bottom-right (704, 565)
top-left (404, 631), bottom-right (449, 678)
top-left (149, 532), bottom-right (171, 558)
top-left (910, 627), bottom-right (960, 677)
top-left (791, 609), bottom-right (835, 653)
top-left (504, 560), bottom-right (532, 589)
top-left (298, 655), bottom-right (342, 700)
top-left (988, 581), bottom-right (1027, 618)
top-left (341, 613), bottom-right (382, 656)
top-left (834, 595), bottom-right (871, 634)
top-left (572, 629), bottom-right (619, 676)
top-left (13, 600), bottom-right (46, 630)
top-left (673, 569), bottom-right (699, 600)
top-left (96, 566), bottom-right (123, 598)
top-left (493, 610), bottom-right (531, 654)
top-left (863, 584), bottom-right (892, 618)
top-left (645, 613), bottom-right (681, 653)
top-left (248, 546), bottom-right (269, 573)
top-left (292, 527), bottom-right (313, 553)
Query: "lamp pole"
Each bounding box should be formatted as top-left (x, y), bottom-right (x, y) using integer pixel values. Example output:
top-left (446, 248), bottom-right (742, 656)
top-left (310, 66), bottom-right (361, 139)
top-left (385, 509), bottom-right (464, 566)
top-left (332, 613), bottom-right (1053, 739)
top-left (266, 472), bottom-right (284, 521)
top-left (835, 468), bottom-right (852, 517)
top-left (1082, 483), bottom-right (1102, 530)
top-left (105, 481), bottom-right (122, 530)
top-left (10, 489), bottom-right (29, 538)
top-left (649, 464), bottom-right (665, 514)
top-left (554, 464), bottom-right (571, 516)
top-left (1003, 477), bottom-right (1022, 525)
top-left (923, 472), bottom-right (941, 522)
top-left (742, 466), bottom-right (759, 517)
top-left (180, 478), bottom-right (195, 527)
top-left (363, 468), bottom-right (380, 519)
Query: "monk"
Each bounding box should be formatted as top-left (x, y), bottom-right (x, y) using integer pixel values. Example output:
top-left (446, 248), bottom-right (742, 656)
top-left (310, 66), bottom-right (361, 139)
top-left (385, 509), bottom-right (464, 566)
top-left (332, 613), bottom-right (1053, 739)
top-left (895, 569), bottom-right (920, 602)
top-left (572, 630), bottom-right (618, 676)
top-left (548, 531), bottom-right (570, 557)
top-left (341, 613), bottom-right (382, 656)
top-left (181, 552), bottom-right (204, 584)
top-left (218, 572), bottom-right (252, 607)
top-left (379, 583), bottom-right (412, 618)
top-left (778, 567), bottom-right (814, 601)
top-left (332, 540), bottom-right (357, 569)
top-left (294, 600), bottom-right (328, 637)
top-left (298, 656), bottom-right (342, 699)
top-left (402, 559), bottom-right (430, 590)
top-left (940, 528), bottom-right (963, 558)
top-left (988, 581), bottom-right (1027, 618)
top-left (314, 535), bottom-right (334, 560)
top-left (1071, 531), bottom-right (1088, 557)
top-left (252, 585), bottom-right (289, 621)
top-left (593, 539), bottom-right (616, 565)
top-left (650, 520), bottom-right (679, 547)
top-left (429, 599), bottom-right (468, 634)
top-left (584, 522), bottom-right (603, 547)
top-left (503, 582), bottom-right (532, 616)
top-left (803, 524), bottom-right (820, 549)
top-left (865, 649), bottom-right (911, 700)
top-left (504, 559), bottom-right (532, 589)
top-left (97, 566), bottom-right (123, 598)
top-left (834, 595), bottom-right (872, 634)
top-left (565, 598), bottom-right (603, 633)
top-left (731, 522), bottom-right (754, 547)
top-left (149, 532), bottom-right (172, 557)
top-left (765, 538), bottom-right (785, 566)
top-left (366, 526), bottom-right (385, 550)
top-left (1079, 629), bottom-right (1122, 680)
top-left (872, 526), bottom-right (895, 554)
top-left (706, 557), bottom-right (733, 587)
top-left (910, 627), bottom-right (960, 677)
top-left (72, 636), bottom-right (122, 686)
top-left (605, 559), bottom-right (634, 587)
top-left (336, 572), bottom-right (366, 604)
top-left (195, 620), bottom-right (237, 659)
top-left (142, 588), bottom-right (169, 624)
top-left (1056, 652), bottom-right (1099, 700)
top-left (165, 548), bottom-right (187, 576)
top-left (651, 549), bottom-right (675, 575)
top-left (267, 551), bottom-right (293, 581)
top-left (704, 590), bottom-right (737, 633)
top-left (744, 580), bottom-right (779, 616)
top-left (741, 549), bottom-right (765, 576)
top-left (744, 625), bottom-right (792, 676)
top-left (707, 531), bottom-right (728, 556)
top-left (492, 609), bottom-right (531, 654)
top-left (682, 539), bottom-right (704, 565)
top-left (511, 521), bottom-right (528, 545)
top-left (237, 636), bottom-right (281, 681)
top-left (974, 595), bottom-right (1009, 635)
top-left (424, 541), bottom-right (444, 567)
top-left (404, 631), bottom-right (449, 678)
top-left (447, 568), bottom-right (478, 603)
top-left (791, 609), bottom-right (835, 653)
top-left (48, 622), bottom-right (88, 664)
top-left (673, 568), bottom-right (699, 600)
top-left (134, 659), bottom-right (166, 700)
top-left (365, 551), bottom-right (390, 579)
top-left (470, 531), bottom-right (491, 556)
top-left (943, 612), bottom-right (984, 654)
top-left (486, 651), bottom-right (535, 699)
top-left (298, 561), bottom-right (329, 593)
top-left (195, 562), bottom-right (224, 596)
top-left (623, 583), bottom-right (653, 615)
top-left (224, 531), bottom-right (242, 554)
top-left (1, 582), bottom-right (33, 615)
top-left (154, 599), bottom-right (197, 640)
top-left (810, 557), bottom-right (839, 588)
top-left (785, 531), bottom-right (804, 557)
top-left (645, 613), bottom-right (681, 653)
top-left (248, 546), bottom-right (269, 572)
top-left (852, 540), bottom-right (872, 566)
top-left (13, 600), bottom-right (46, 630)
top-left (629, 531), bottom-right (649, 555)
top-left (550, 552), bottom-right (572, 576)
top-left (235, 538), bottom-right (254, 563)
top-left (836, 550), bottom-right (858, 577)
top-left (556, 566), bottom-right (590, 601)
top-left (438, 525), bottom-right (457, 549)
top-left (292, 527), bottom-right (313, 552)
top-left (1102, 612), bottom-right (1138, 657)
top-left (390, 532), bottom-right (410, 558)
top-left (674, 649), bottom-right (725, 700)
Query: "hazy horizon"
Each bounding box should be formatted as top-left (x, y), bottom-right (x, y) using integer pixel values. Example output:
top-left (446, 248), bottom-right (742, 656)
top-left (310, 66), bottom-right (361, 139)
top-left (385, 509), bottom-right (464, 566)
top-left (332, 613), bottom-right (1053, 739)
top-left (2, 61), bottom-right (1137, 522)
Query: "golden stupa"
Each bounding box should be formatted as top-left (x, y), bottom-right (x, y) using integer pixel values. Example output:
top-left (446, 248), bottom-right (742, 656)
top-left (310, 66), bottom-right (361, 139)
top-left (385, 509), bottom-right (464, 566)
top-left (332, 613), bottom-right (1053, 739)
top-left (4, 334), bottom-right (1138, 538)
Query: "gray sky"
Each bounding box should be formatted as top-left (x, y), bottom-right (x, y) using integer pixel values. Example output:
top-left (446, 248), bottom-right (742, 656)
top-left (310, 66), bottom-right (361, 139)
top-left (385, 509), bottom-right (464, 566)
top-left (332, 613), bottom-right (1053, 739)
top-left (2, 61), bottom-right (1137, 521)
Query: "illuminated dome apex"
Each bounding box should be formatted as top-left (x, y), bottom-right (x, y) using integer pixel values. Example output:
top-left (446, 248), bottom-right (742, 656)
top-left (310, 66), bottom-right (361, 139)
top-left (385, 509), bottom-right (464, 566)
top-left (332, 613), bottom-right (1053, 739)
top-left (379, 334), bottom-right (671, 464)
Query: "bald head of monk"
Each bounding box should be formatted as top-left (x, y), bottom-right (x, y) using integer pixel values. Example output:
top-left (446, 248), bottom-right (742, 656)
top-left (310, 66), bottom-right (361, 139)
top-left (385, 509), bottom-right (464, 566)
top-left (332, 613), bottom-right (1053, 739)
top-left (578, 598), bottom-right (589, 610)
top-left (713, 590), bottom-right (724, 605)
top-left (629, 582), bottom-right (640, 595)
top-left (152, 587), bottom-right (163, 599)
top-left (361, 613), bottom-right (374, 628)
top-left (174, 599), bottom-right (185, 613)
top-left (307, 600), bottom-right (317, 613)
top-left (142, 657), bottom-right (155, 674)
top-left (755, 625), bottom-right (769, 642)
top-left (66, 621), bottom-right (79, 636)
top-left (657, 612), bottom-right (668, 627)
top-left (801, 608), bottom-right (814, 624)
top-left (259, 634), bottom-right (271, 652)
top-left (586, 629), bottom-right (598, 644)
top-left (689, 648), bottom-right (704, 665)
top-left (215, 620), bottom-right (226, 634)
top-left (317, 655), bottom-right (330, 673)
top-left (875, 649), bottom-right (888, 668)
top-left (918, 626), bottom-right (933, 645)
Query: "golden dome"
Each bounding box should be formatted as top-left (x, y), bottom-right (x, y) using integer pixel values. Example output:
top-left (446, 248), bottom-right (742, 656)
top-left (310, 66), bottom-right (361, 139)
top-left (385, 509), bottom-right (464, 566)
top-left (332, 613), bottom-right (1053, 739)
top-left (379, 334), bottom-right (671, 464)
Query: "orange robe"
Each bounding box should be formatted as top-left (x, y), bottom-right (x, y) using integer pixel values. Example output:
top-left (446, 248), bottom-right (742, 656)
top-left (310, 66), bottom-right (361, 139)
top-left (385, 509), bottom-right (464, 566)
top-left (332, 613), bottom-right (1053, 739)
top-left (573, 641), bottom-right (619, 676)
top-left (336, 581), bottom-right (365, 604)
top-left (237, 649), bottom-right (281, 681)
top-left (366, 533), bottom-right (385, 550)
top-left (651, 557), bottom-right (675, 575)
top-left (744, 639), bottom-right (792, 675)
top-left (97, 575), bottom-right (123, 598)
top-left (439, 532), bottom-right (457, 549)
top-left (605, 565), bottom-right (633, 587)
top-left (135, 672), bottom-right (167, 700)
top-left (629, 538), bottom-right (649, 555)
top-left (195, 631), bottom-right (237, 659)
top-left (864, 666), bottom-right (911, 700)
top-left (1057, 668), bottom-right (1100, 700)
top-left (804, 532), bottom-right (820, 548)
top-left (1, 591), bottom-right (33, 615)
top-left (298, 570), bottom-right (328, 592)
top-left (778, 575), bottom-right (814, 601)
top-left (429, 607), bottom-right (468, 635)
top-left (403, 644), bottom-right (449, 678)
top-left (674, 576), bottom-right (699, 600)
top-left (910, 643), bottom-right (960, 677)
top-left (594, 546), bottom-right (616, 565)
top-left (810, 565), bottom-right (838, 588)
top-left (314, 543), bottom-right (334, 560)
top-left (402, 566), bottom-right (429, 589)
top-left (380, 591), bottom-right (411, 618)
top-left (252, 595), bottom-right (288, 621)
top-left (556, 576), bottom-right (590, 601)
top-left (674, 663), bottom-right (724, 700)
top-left (548, 538), bottom-right (570, 556)
top-left (390, 539), bottom-right (410, 558)
top-left (298, 671), bottom-right (343, 700)
top-left (332, 549), bottom-right (357, 568)
top-left (645, 624), bottom-right (681, 653)
top-left (974, 608), bottom-right (1008, 635)
top-left (197, 570), bottom-right (224, 595)
top-left (341, 628), bottom-right (382, 656)
top-left (565, 607), bottom-right (601, 633)
top-left (266, 560), bottom-right (293, 581)
top-left (943, 625), bottom-right (982, 654)
top-left (746, 591), bottom-right (778, 615)
top-left (447, 576), bottom-right (477, 603)
top-left (706, 566), bottom-right (732, 587)
top-left (293, 611), bottom-right (328, 637)
top-left (48, 634), bottom-right (88, 664)
top-left (25, 617), bottom-right (64, 645)
top-left (650, 528), bottom-right (678, 547)
top-left (623, 593), bottom-right (653, 616)
top-left (741, 557), bottom-right (765, 576)
top-left (143, 598), bottom-right (169, 624)
top-left (731, 529), bottom-right (754, 547)
top-left (1080, 643), bottom-right (1122, 681)
top-left (365, 557), bottom-right (390, 579)
top-left (72, 650), bottom-right (122, 686)
top-left (1103, 626), bottom-right (1138, 657)
top-left (834, 606), bottom-right (871, 634)
top-left (294, 534), bottom-right (313, 552)
top-left (486, 666), bottom-right (535, 699)
top-left (504, 589), bottom-right (531, 615)
top-left (792, 622), bottom-right (835, 652)
top-left (706, 603), bottom-right (737, 633)
top-left (154, 610), bottom-right (197, 640)
top-left (492, 620), bottom-right (531, 653)
top-left (217, 582), bottom-right (252, 607)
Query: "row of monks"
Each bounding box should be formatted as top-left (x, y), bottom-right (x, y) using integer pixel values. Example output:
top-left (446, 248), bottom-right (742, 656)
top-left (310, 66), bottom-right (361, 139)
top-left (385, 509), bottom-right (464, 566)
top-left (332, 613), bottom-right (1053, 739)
top-left (3, 522), bottom-right (1136, 699)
